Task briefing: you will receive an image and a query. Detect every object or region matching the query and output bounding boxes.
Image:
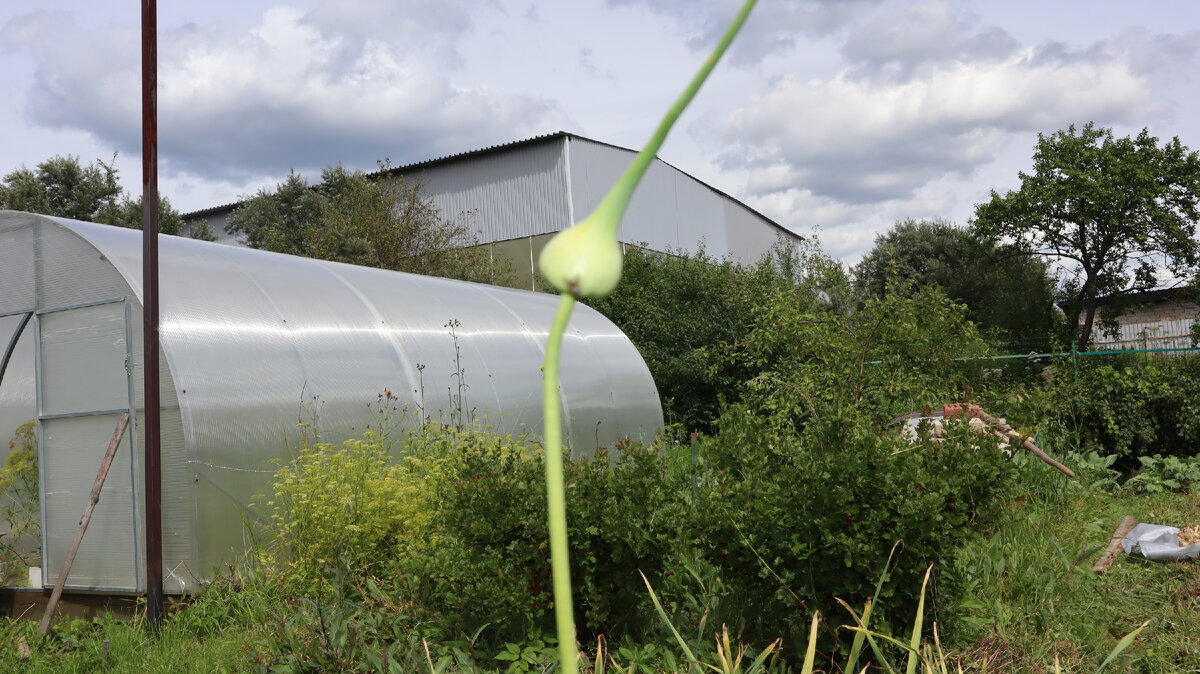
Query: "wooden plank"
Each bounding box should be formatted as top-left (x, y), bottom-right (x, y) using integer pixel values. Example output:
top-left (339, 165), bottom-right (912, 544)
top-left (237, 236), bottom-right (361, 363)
top-left (1093, 515), bottom-right (1139, 575)
top-left (36, 412), bottom-right (130, 637)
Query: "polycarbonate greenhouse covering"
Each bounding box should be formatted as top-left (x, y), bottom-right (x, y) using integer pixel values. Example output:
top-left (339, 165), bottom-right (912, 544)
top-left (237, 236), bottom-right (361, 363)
top-left (0, 211), bottom-right (662, 594)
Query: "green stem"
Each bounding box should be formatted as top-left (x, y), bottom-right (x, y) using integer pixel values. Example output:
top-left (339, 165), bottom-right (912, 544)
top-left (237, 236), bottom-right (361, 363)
top-left (543, 293), bottom-right (578, 673)
top-left (596, 0), bottom-right (759, 235)
top-left (540, 2), bottom-right (757, 671)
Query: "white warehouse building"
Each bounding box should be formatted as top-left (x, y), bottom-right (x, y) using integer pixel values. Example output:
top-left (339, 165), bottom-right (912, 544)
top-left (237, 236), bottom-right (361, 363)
top-left (183, 132), bottom-right (801, 289)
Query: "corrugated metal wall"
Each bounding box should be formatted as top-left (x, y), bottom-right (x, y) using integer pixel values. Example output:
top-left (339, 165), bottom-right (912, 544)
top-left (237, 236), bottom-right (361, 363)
top-left (395, 139), bottom-right (572, 243)
top-left (568, 137), bottom-right (728, 256)
top-left (566, 136), bottom-right (794, 264)
top-left (1095, 317), bottom-right (1197, 351)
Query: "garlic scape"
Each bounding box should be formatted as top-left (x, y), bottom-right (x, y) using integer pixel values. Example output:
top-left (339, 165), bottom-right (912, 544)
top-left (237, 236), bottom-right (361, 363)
top-left (538, 2), bottom-right (757, 672)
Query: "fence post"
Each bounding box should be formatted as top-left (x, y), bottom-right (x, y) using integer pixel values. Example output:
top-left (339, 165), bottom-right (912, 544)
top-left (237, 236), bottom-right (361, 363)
top-left (1071, 340), bottom-right (1078, 381)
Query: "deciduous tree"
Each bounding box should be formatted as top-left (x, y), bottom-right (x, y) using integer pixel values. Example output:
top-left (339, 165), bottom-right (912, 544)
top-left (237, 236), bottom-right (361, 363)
top-left (227, 164), bottom-right (513, 285)
top-left (0, 154), bottom-right (214, 240)
top-left (854, 218), bottom-right (1062, 349)
top-left (972, 123), bottom-right (1200, 345)
top-left (0, 154), bottom-right (120, 221)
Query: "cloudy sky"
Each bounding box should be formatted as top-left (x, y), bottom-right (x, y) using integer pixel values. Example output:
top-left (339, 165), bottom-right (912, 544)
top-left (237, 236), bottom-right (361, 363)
top-left (2, 0), bottom-right (1198, 263)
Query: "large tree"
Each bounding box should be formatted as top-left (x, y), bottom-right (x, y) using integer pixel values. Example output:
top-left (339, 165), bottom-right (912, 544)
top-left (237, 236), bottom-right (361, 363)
top-left (0, 154), bottom-right (121, 221)
top-left (0, 154), bottom-right (214, 240)
top-left (972, 123), bottom-right (1200, 345)
top-left (227, 164), bottom-right (514, 285)
top-left (853, 218), bottom-right (1062, 349)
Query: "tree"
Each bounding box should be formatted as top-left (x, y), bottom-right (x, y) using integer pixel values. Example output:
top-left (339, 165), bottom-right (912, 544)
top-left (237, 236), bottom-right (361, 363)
top-left (972, 123), bottom-right (1200, 345)
top-left (100, 194), bottom-right (215, 241)
top-left (0, 154), bottom-right (121, 221)
top-left (581, 238), bottom-right (850, 433)
top-left (0, 154), bottom-right (215, 241)
top-left (853, 218), bottom-right (1063, 349)
top-left (226, 164), bottom-right (514, 285)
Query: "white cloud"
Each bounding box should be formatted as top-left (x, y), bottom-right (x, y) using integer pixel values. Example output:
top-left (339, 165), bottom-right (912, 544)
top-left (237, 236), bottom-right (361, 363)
top-left (6, 5), bottom-right (571, 186)
top-left (607, 0), bottom-right (885, 65)
top-left (716, 47), bottom-right (1160, 204)
top-left (840, 1), bottom-right (1017, 78)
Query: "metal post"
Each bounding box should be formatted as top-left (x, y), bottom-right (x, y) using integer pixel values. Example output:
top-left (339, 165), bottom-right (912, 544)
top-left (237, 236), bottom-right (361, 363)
top-left (1071, 340), bottom-right (1078, 382)
top-left (141, 0), bottom-right (164, 631)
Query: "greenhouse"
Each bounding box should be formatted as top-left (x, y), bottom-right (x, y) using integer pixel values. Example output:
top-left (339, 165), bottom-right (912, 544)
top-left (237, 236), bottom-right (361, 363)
top-left (0, 210), bottom-right (662, 595)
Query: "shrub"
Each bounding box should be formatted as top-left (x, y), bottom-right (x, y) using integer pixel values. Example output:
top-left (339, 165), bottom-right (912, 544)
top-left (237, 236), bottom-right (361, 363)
top-left (1, 420), bottom-right (39, 581)
top-left (266, 429), bottom-right (436, 582)
top-left (725, 284), bottom-right (987, 430)
top-left (392, 431), bottom-right (695, 648)
top-left (692, 406), bottom-right (1015, 652)
top-left (581, 239), bottom-right (850, 434)
top-left (1021, 356), bottom-right (1200, 469)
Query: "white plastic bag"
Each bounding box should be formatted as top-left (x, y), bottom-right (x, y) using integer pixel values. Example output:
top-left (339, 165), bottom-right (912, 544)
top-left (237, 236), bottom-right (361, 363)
top-left (1121, 523), bottom-right (1200, 562)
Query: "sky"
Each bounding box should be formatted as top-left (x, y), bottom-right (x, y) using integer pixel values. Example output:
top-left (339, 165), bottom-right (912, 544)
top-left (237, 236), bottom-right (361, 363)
top-left (2, 0), bottom-right (1198, 265)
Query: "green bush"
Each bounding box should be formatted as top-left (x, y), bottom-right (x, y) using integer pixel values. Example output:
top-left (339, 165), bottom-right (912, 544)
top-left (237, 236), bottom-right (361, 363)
top-left (266, 428), bottom-right (439, 582)
top-left (395, 432), bottom-right (695, 648)
top-left (1, 420), bottom-right (39, 582)
top-left (1024, 357), bottom-right (1200, 468)
top-left (581, 239), bottom-right (850, 434)
top-left (692, 406), bottom-right (1015, 651)
top-left (725, 284), bottom-right (987, 429)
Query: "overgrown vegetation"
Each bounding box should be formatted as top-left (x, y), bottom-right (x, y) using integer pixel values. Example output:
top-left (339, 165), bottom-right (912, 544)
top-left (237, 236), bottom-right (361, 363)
top-left (226, 164), bottom-right (516, 286)
top-left (0, 153), bottom-right (215, 240)
top-left (580, 238), bottom-right (850, 434)
top-left (5, 219), bottom-right (1200, 672)
top-left (0, 421), bottom-right (38, 585)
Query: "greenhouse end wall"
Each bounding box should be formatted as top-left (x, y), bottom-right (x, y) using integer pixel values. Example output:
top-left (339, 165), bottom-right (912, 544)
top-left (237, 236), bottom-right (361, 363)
top-left (0, 211), bottom-right (663, 594)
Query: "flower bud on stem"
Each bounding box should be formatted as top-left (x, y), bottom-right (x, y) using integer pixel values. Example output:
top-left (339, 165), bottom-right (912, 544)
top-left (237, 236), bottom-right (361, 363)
top-left (539, 2), bottom-right (757, 671)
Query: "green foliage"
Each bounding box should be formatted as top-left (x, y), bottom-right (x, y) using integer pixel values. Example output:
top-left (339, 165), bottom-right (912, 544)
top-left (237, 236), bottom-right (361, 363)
top-left (727, 284), bottom-right (987, 429)
top-left (398, 432), bottom-right (695, 648)
top-left (582, 238), bottom-right (850, 433)
top-left (1124, 455), bottom-right (1200, 494)
top-left (98, 193), bottom-right (215, 240)
top-left (227, 169), bottom-right (323, 254)
top-left (853, 217), bottom-right (1064, 349)
top-left (495, 631), bottom-right (559, 673)
top-left (227, 163), bottom-right (515, 285)
top-left (1, 420), bottom-right (39, 582)
top-left (0, 154), bottom-right (213, 240)
top-left (972, 122), bottom-right (1200, 345)
top-left (1019, 357), bottom-right (1200, 468)
top-left (0, 154), bottom-right (121, 221)
top-left (266, 428), bottom-right (436, 582)
top-left (693, 409), bottom-right (1015, 650)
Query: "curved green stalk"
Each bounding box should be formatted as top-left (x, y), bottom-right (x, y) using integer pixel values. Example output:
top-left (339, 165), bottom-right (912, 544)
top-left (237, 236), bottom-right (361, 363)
top-left (542, 293), bottom-right (577, 672)
top-left (539, 2), bottom-right (757, 672)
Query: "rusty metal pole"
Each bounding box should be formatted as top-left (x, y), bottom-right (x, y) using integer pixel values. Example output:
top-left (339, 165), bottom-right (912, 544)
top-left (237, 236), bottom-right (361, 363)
top-left (141, 0), bottom-right (164, 631)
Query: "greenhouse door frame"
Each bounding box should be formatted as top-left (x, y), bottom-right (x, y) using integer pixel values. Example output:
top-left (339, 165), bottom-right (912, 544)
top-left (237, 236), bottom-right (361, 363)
top-left (33, 296), bottom-right (143, 593)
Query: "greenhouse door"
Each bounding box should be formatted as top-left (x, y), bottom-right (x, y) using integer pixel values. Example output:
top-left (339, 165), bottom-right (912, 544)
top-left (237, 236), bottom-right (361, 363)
top-left (36, 298), bottom-right (141, 592)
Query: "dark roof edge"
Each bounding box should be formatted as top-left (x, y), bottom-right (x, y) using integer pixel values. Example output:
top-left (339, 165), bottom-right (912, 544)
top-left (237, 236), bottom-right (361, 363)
top-left (182, 131), bottom-right (802, 244)
top-left (1097, 285), bottom-right (1198, 306)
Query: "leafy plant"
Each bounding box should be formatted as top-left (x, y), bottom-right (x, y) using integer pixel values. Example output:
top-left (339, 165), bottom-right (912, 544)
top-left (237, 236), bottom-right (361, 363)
top-left (265, 424), bottom-right (437, 583)
top-left (692, 409), bottom-right (1014, 653)
top-left (583, 239), bottom-right (849, 434)
top-left (726, 283), bottom-right (987, 430)
top-left (1124, 454), bottom-right (1200, 494)
top-left (495, 630), bottom-right (559, 674)
top-left (1, 420), bottom-right (39, 582)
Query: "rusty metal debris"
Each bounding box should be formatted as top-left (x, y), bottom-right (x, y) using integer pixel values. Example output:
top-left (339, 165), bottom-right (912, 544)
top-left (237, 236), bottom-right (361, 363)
top-left (890, 403), bottom-right (1076, 478)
